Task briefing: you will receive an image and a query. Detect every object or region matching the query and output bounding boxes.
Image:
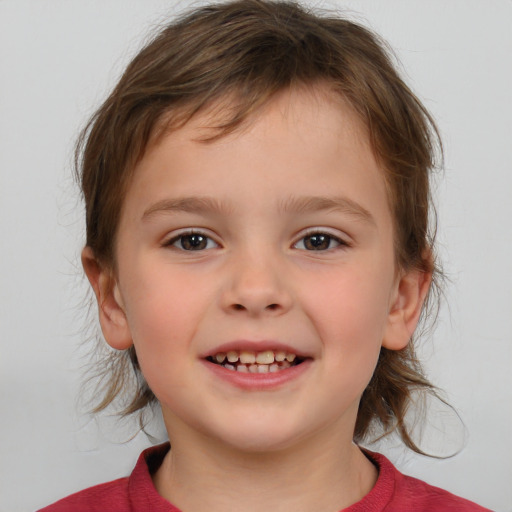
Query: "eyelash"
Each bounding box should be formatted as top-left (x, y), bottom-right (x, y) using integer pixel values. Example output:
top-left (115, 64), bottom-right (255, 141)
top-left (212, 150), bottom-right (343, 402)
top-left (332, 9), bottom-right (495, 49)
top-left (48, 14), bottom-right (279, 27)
top-left (165, 230), bottom-right (218, 251)
top-left (165, 229), bottom-right (349, 252)
top-left (293, 230), bottom-right (349, 252)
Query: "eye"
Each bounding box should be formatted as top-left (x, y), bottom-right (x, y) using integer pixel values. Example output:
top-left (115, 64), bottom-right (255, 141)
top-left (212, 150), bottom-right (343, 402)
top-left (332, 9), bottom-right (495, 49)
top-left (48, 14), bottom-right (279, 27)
top-left (168, 232), bottom-right (218, 251)
top-left (294, 232), bottom-right (346, 251)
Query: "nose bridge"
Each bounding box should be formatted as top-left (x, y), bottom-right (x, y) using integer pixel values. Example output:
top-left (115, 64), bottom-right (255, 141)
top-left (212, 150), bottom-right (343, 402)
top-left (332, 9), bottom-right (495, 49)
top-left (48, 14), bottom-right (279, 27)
top-left (222, 243), bottom-right (292, 315)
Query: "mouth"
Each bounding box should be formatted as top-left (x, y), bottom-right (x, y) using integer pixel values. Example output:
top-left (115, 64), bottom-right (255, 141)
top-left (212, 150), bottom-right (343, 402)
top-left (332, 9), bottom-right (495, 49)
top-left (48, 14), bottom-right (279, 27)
top-left (206, 349), bottom-right (306, 373)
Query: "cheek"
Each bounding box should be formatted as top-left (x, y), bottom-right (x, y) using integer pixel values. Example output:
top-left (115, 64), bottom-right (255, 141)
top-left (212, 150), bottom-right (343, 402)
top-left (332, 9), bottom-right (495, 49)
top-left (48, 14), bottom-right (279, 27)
top-left (307, 268), bottom-right (392, 342)
top-left (302, 266), bottom-right (393, 387)
top-left (122, 258), bottom-right (209, 331)
top-left (119, 267), bottom-right (210, 381)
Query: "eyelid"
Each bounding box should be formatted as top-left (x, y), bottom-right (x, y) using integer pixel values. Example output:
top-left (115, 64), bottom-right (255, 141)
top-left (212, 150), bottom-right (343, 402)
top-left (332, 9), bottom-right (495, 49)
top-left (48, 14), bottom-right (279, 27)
top-left (292, 227), bottom-right (351, 250)
top-left (164, 228), bottom-right (220, 249)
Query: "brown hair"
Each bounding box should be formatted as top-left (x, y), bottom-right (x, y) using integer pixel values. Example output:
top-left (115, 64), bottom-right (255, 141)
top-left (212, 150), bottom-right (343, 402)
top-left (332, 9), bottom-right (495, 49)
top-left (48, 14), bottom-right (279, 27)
top-left (78, 0), bottom-right (443, 452)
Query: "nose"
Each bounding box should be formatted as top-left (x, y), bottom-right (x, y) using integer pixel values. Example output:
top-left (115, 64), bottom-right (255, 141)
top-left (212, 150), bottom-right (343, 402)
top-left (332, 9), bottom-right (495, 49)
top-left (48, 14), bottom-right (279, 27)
top-left (220, 252), bottom-right (293, 317)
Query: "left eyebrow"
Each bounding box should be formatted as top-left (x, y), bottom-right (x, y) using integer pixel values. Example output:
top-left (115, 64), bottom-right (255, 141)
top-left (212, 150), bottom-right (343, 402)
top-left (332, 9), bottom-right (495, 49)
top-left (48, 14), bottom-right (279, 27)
top-left (279, 195), bottom-right (376, 226)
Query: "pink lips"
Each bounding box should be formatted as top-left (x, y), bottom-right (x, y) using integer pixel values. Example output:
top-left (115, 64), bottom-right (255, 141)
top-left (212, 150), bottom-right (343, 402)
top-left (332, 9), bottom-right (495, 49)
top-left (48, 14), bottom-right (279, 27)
top-left (201, 340), bottom-right (312, 391)
top-left (202, 358), bottom-right (311, 390)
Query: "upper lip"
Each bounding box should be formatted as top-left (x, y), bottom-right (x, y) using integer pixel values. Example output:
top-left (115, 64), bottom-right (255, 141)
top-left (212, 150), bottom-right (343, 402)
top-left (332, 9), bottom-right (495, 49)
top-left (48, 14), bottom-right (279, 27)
top-left (201, 340), bottom-right (311, 359)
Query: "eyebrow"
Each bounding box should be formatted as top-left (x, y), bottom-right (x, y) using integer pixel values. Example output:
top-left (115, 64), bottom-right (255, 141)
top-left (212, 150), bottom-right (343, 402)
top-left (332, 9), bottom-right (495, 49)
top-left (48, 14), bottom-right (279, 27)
top-left (279, 195), bottom-right (375, 225)
top-left (142, 196), bottom-right (232, 220)
top-left (142, 194), bottom-right (375, 225)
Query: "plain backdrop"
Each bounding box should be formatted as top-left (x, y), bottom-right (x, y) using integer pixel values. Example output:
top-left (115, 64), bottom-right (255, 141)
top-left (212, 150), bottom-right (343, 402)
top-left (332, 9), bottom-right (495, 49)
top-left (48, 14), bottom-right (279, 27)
top-left (1, 1), bottom-right (511, 511)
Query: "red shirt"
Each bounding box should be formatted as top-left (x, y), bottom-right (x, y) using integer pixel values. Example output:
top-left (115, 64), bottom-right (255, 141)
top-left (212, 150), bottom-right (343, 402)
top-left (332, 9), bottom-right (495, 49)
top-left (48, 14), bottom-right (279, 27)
top-left (39, 443), bottom-right (491, 511)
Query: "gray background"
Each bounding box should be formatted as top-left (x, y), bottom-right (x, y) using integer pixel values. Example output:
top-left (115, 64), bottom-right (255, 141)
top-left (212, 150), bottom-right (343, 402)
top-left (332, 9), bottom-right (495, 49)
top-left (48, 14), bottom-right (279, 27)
top-left (1, 1), bottom-right (511, 511)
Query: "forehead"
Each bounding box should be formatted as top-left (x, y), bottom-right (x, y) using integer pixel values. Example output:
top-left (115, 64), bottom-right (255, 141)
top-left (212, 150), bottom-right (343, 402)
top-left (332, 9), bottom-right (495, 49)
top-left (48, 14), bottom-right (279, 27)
top-left (124, 86), bottom-right (390, 225)
top-left (152, 84), bottom-right (370, 148)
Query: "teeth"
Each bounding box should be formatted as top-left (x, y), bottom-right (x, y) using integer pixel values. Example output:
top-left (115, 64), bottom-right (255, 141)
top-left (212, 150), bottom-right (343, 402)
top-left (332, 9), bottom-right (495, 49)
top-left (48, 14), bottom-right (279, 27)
top-left (248, 364), bottom-right (259, 373)
top-left (275, 351), bottom-right (286, 362)
top-left (215, 353), bottom-right (226, 363)
top-left (256, 350), bottom-right (274, 364)
top-left (211, 349), bottom-right (301, 372)
top-left (227, 351), bottom-right (238, 363)
top-left (239, 351), bottom-right (256, 364)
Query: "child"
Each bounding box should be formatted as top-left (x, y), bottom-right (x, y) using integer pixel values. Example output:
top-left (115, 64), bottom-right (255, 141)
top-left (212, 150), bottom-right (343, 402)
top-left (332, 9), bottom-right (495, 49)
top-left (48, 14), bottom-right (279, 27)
top-left (40, 1), bottom-right (491, 510)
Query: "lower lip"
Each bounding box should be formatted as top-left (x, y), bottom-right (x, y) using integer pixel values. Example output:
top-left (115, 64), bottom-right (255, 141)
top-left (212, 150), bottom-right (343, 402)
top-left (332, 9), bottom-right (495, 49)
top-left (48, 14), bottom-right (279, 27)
top-left (202, 359), bottom-right (312, 390)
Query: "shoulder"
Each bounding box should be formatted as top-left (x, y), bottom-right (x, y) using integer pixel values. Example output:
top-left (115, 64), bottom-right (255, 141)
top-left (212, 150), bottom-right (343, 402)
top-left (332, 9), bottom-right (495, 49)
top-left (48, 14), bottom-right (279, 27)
top-left (365, 451), bottom-right (492, 512)
top-left (37, 477), bottom-right (130, 512)
top-left (37, 443), bottom-right (174, 512)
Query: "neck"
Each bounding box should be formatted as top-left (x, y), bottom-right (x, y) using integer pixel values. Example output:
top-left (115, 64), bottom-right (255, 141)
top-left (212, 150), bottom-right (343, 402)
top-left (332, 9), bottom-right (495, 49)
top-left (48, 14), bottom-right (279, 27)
top-left (153, 422), bottom-right (377, 512)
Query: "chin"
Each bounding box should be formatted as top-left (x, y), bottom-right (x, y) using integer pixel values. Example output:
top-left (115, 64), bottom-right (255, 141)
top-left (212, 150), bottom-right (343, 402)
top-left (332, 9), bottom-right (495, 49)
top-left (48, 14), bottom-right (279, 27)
top-left (208, 414), bottom-right (312, 455)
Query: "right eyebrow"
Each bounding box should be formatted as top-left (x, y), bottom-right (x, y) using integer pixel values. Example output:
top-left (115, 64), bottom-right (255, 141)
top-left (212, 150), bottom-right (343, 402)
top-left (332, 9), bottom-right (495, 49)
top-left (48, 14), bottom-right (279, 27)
top-left (141, 196), bottom-right (233, 220)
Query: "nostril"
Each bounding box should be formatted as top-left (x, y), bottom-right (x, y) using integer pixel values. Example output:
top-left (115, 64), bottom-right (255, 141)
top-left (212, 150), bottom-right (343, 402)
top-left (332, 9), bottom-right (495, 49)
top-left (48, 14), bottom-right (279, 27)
top-left (228, 302), bottom-right (285, 314)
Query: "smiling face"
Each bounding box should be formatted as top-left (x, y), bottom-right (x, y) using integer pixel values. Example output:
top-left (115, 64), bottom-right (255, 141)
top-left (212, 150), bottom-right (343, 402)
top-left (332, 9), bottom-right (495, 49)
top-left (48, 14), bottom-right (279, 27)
top-left (84, 87), bottom-right (428, 454)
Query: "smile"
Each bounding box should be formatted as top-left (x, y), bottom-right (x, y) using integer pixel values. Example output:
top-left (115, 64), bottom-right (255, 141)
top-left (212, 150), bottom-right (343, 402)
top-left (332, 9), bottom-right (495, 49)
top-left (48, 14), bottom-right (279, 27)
top-left (206, 349), bottom-right (304, 373)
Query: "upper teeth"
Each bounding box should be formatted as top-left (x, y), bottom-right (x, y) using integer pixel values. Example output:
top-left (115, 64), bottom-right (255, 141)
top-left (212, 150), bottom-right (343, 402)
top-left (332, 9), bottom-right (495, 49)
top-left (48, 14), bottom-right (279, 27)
top-left (215, 350), bottom-right (296, 365)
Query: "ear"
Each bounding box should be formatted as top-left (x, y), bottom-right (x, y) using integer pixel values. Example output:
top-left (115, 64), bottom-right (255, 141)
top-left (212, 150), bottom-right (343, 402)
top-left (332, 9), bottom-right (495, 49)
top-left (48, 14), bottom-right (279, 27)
top-left (382, 266), bottom-right (432, 350)
top-left (81, 247), bottom-right (133, 350)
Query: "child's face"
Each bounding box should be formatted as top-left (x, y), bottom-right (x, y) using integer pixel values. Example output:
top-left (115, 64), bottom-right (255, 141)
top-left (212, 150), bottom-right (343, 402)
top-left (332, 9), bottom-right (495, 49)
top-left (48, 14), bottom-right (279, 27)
top-left (91, 87), bottom-right (426, 453)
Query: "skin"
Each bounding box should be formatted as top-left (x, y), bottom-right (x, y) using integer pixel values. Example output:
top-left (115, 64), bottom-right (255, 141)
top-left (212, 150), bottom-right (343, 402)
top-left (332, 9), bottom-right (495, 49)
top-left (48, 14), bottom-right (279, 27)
top-left (83, 86), bottom-right (430, 512)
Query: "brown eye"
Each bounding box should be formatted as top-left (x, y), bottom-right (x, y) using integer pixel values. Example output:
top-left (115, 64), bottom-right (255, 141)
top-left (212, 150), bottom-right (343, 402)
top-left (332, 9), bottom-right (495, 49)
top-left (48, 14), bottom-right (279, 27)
top-left (304, 234), bottom-right (330, 250)
top-left (295, 233), bottom-right (343, 251)
top-left (170, 233), bottom-right (217, 251)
